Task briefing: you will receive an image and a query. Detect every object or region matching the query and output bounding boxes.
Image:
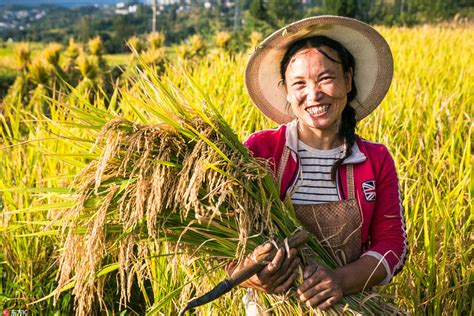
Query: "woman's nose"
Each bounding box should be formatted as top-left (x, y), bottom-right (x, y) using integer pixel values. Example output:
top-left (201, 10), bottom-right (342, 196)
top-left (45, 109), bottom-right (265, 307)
top-left (306, 83), bottom-right (323, 101)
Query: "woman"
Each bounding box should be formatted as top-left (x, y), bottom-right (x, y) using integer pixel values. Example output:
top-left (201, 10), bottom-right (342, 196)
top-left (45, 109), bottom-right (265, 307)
top-left (226, 16), bottom-right (407, 311)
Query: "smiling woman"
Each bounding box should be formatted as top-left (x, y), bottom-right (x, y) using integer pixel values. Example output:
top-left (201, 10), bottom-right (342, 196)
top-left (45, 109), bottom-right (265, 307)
top-left (226, 15), bottom-right (408, 313)
top-left (282, 37), bottom-right (353, 150)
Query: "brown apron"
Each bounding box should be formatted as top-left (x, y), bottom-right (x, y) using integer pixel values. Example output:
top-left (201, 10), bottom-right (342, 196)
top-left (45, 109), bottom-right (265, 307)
top-left (278, 147), bottom-right (362, 266)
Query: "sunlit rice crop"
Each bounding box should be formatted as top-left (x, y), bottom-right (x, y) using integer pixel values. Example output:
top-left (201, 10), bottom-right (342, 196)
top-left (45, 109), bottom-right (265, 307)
top-left (0, 23), bottom-right (471, 315)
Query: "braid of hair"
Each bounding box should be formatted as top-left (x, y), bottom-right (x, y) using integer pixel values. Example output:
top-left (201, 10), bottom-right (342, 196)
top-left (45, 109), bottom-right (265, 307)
top-left (331, 105), bottom-right (357, 182)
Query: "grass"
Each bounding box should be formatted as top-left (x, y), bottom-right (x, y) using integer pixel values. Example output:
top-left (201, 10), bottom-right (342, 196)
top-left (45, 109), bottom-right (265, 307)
top-left (0, 23), bottom-right (472, 315)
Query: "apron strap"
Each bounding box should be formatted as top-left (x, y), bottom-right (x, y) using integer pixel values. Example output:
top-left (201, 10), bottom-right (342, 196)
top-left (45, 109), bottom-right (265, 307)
top-left (276, 146), bottom-right (291, 189)
top-left (346, 164), bottom-right (355, 200)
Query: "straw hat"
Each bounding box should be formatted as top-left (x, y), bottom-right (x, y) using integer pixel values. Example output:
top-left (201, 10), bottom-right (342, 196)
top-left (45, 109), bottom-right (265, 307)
top-left (245, 15), bottom-right (393, 123)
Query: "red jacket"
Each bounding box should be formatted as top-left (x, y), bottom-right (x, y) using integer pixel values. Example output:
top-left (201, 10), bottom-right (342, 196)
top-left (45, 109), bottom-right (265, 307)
top-left (244, 120), bottom-right (407, 284)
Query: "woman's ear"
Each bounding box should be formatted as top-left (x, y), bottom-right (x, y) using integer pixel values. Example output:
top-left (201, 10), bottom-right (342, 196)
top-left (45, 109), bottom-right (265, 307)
top-left (345, 68), bottom-right (353, 93)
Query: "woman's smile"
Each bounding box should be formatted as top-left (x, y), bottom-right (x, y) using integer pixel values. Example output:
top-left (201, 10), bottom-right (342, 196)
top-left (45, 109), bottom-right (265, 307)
top-left (305, 104), bottom-right (329, 116)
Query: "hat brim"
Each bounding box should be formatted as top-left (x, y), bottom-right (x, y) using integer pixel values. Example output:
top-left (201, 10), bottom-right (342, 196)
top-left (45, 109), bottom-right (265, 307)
top-left (245, 15), bottom-right (393, 123)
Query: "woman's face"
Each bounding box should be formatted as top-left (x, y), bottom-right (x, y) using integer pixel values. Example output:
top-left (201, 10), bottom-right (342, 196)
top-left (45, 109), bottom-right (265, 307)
top-left (284, 46), bottom-right (352, 135)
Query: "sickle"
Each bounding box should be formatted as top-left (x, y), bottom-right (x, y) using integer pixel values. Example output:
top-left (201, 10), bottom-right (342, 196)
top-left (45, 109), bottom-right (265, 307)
top-left (178, 229), bottom-right (310, 316)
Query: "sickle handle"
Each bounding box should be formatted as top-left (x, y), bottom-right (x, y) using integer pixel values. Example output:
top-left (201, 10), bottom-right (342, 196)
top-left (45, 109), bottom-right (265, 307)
top-left (178, 229), bottom-right (310, 315)
top-left (229, 229), bottom-right (310, 285)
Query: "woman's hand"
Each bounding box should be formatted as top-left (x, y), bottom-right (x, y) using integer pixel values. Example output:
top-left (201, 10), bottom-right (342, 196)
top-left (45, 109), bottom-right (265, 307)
top-left (226, 243), bottom-right (300, 294)
top-left (297, 264), bottom-right (343, 311)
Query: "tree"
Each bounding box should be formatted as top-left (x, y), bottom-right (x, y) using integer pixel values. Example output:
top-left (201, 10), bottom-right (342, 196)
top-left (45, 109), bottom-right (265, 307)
top-left (76, 16), bottom-right (92, 42)
top-left (267, 0), bottom-right (303, 27)
top-left (245, 0), bottom-right (274, 35)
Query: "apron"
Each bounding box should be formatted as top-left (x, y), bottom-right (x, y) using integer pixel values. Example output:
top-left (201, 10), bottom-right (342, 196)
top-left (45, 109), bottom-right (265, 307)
top-left (278, 146), bottom-right (362, 265)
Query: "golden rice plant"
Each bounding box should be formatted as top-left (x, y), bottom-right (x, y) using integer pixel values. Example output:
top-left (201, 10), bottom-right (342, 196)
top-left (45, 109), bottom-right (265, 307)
top-left (0, 23), bottom-right (471, 316)
top-left (15, 43), bottom-right (31, 72)
top-left (249, 31), bottom-right (263, 50)
top-left (65, 37), bottom-right (80, 59)
top-left (88, 36), bottom-right (104, 57)
top-left (126, 35), bottom-right (146, 54)
top-left (75, 52), bottom-right (103, 94)
top-left (175, 44), bottom-right (191, 60)
top-left (147, 31), bottom-right (166, 49)
top-left (27, 58), bottom-right (50, 86)
top-left (44, 43), bottom-right (62, 67)
top-left (76, 52), bottom-right (98, 80)
top-left (140, 48), bottom-right (166, 68)
top-left (215, 31), bottom-right (232, 50)
top-left (63, 38), bottom-right (81, 82)
top-left (175, 34), bottom-right (207, 63)
top-left (87, 36), bottom-right (108, 71)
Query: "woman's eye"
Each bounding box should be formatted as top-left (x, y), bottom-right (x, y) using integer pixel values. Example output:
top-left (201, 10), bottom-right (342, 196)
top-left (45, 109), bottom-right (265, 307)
top-left (320, 77), bottom-right (334, 82)
top-left (292, 81), bottom-right (305, 87)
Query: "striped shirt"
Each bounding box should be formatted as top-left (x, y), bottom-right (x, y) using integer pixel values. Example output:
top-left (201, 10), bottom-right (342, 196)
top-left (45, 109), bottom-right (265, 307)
top-left (291, 140), bottom-right (344, 205)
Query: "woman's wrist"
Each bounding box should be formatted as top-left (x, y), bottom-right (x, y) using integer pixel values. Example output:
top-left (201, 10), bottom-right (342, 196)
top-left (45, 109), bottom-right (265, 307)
top-left (333, 256), bottom-right (387, 295)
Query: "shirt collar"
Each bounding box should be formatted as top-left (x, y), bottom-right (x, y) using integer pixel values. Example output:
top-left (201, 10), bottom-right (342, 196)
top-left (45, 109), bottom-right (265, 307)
top-left (285, 119), bottom-right (366, 164)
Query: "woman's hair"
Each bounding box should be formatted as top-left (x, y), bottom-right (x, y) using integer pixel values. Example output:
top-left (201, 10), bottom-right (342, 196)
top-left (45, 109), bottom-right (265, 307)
top-left (280, 35), bottom-right (357, 182)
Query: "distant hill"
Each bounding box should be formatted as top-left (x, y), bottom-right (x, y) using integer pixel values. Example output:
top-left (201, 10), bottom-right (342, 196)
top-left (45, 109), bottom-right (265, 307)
top-left (0, 0), bottom-right (145, 8)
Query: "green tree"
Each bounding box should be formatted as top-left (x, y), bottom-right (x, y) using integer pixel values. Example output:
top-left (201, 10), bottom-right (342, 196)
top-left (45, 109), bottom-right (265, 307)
top-left (324, 0), bottom-right (358, 19)
top-left (245, 0), bottom-right (274, 35)
top-left (267, 0), bottom-right (303, 26)
top-left (76, 16), bottom-right (92, 42)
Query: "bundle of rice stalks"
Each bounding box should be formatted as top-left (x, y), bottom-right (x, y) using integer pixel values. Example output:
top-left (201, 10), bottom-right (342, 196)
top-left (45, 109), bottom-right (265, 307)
top-left (65, 37), bottom-right (80, 60)
top-left (43, 42), bottom-right (70, 91)
top-left (215, 31), bottom-right (232, 50)
top-left (140, 48), bottom-right (166, 69)
top-left (63, 38), bottom-right (81, 82)
top-left (88, 36), bottom-right (107, 70)
top-left (189, 34), bottom-right (206, 57)
top-left (52, 68), bottom-right (400, 315)
top-left (176, 44), bottom-right (191, 60)
top-left (75, 52), bottom-right (103, 94)
top-left (147, 32), bottom-right (166, 50)
top-left (28, 59), bottom-right (51, 86)
top-left (127, 36), bottom-right (146, 54)
top-left (15, 43), bottom-right (31, 72)
top-left (88, 36), bottom-right (104, 57)
top-left (26, 58), bottom-right (52, 115)
top-left (44, 43), bottom-right (62, 67)
top-left (249, 31), bottom-right (263, 50)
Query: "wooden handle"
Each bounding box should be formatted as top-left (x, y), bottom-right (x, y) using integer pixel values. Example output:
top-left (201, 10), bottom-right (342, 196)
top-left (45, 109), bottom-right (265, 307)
top-left (230, 229), bottom-right (310, 285)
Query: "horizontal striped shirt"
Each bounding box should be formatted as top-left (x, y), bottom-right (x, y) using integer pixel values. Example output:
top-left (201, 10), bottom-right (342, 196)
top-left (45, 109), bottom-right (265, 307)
top-left (291, 140), bottom-right (344, 205)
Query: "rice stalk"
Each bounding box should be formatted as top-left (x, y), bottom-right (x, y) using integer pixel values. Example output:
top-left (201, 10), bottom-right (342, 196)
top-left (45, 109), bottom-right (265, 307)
top-left (215, 31), bottom-right (232, 50)
top-left (88, 36), bottom-right (104, 57)
top-left (147, 32), bottom-right (166, 50)
top-left (249, 31), bottom-right (263, 50)
top-left (44, 43), bottom-right (62, 67)
top-left (15, 43), bottom-right (31, 72)
top-left (127, 36), bottom-right (146, 54)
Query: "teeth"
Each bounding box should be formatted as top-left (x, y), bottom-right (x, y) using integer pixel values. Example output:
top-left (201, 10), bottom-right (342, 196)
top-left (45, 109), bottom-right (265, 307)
top-left (307, 105), bottom-right (329, 115)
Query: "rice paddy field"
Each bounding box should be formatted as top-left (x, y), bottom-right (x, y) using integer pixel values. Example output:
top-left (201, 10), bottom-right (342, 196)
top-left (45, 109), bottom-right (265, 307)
top-left (0, 23), bottom-right (472, 315)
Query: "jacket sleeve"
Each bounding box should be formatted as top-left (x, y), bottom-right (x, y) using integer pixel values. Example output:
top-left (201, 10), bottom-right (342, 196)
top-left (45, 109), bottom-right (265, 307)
top-left (361, 146), bottom-right (407, 284)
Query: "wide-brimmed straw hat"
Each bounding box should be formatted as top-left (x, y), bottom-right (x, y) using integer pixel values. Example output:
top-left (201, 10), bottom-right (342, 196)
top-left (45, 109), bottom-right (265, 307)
top-left (245, 15), bottom-right (393, 123)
